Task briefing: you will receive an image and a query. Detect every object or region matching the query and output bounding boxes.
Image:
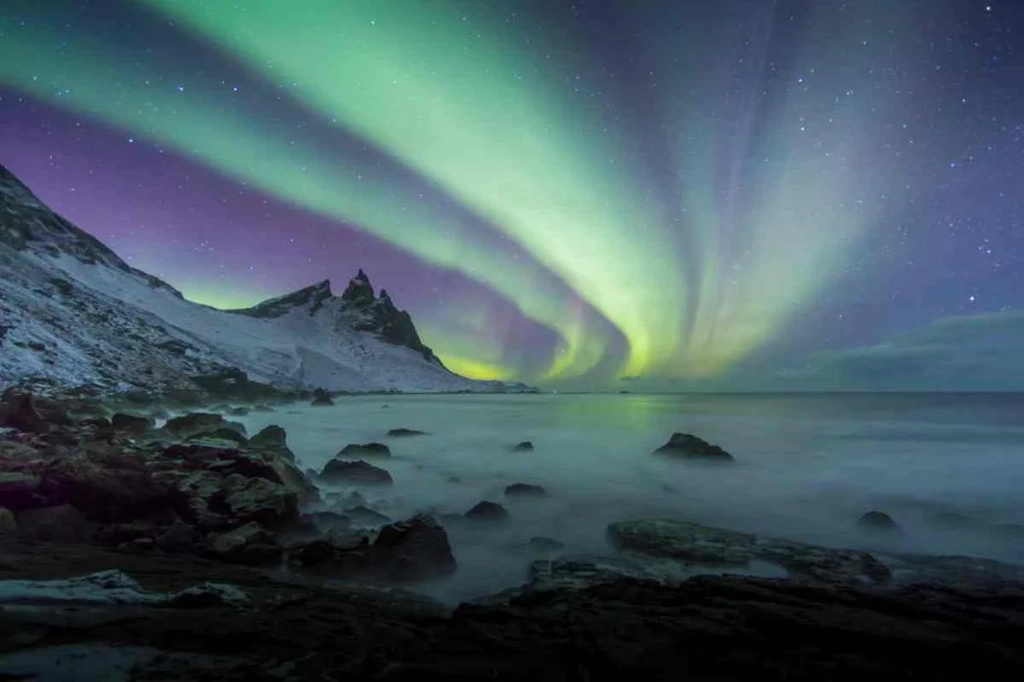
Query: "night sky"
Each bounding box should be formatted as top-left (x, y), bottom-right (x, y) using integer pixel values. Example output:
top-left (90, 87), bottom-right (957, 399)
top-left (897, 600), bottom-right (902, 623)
top-left (1, 0), bottom-right (1022, 390)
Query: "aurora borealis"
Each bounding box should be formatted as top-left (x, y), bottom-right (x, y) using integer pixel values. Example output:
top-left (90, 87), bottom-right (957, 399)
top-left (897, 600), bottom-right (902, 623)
top-left (1, 1), bottom-right (1022, 389)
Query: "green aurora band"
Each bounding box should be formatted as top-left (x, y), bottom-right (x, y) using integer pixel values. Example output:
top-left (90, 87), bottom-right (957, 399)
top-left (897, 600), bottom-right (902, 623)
top-left (0, 1), bottom-right (920, 386)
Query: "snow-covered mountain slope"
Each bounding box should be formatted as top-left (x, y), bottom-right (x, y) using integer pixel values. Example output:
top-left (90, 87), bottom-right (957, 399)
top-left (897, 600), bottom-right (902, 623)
top-left (0, 163), bottom-right (517, 394)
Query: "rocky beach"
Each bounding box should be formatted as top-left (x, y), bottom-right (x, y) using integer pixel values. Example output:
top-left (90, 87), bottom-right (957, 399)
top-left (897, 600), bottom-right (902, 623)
top-left (3, 386), bottom-right (1024, 680)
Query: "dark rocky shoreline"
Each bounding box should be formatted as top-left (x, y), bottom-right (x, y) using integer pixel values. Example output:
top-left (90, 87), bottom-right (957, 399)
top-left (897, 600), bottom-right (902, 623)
top-left (3, 386), bottom-right (1024, 680)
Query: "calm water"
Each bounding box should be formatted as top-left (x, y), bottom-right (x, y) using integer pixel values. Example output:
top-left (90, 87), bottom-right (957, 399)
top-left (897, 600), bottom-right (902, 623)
top-left (232, 393), bottom-right (1024, 601)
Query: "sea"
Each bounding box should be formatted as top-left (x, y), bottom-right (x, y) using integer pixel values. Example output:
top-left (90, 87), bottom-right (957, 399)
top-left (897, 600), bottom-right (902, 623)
top-left (230, 392), bottom-right (1024, 602)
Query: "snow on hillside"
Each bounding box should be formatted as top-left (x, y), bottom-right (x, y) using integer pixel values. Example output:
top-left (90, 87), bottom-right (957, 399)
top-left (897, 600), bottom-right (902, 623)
top-left (0, 164), bottom-right (508, 394)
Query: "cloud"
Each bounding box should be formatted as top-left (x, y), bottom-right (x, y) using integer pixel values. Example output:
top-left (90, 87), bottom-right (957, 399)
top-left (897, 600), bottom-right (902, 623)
top-left (775, 310), bottom-right (1024, 391)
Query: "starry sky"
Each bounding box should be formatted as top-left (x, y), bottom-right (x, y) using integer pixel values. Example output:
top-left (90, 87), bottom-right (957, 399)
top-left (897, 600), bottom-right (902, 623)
top-left (1, 0), bottom-right (1022, 390)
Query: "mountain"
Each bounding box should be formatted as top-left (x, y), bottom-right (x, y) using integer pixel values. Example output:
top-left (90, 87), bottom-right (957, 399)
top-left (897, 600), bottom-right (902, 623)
top-left (0, 163), bottom-right (517, 395)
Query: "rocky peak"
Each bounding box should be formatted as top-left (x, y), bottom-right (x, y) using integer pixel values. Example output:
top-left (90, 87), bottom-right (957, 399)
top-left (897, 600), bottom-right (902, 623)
top-left (341, 268), bottom-right (375, 306)
top-left (234, 279), bottom-right (334, 319)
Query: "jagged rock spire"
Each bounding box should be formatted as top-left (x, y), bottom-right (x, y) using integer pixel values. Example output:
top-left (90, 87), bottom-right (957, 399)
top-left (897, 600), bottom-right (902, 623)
top-left (341, 268), bottom-right (375, 306)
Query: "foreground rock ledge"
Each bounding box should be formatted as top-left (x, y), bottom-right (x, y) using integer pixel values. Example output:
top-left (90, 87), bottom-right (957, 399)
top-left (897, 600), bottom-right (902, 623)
top-left (1, 542), bottom-right (1024, 681)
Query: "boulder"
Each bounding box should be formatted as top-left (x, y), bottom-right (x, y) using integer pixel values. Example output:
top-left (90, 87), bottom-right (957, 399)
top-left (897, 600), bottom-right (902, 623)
top-left (248, 425), bottom-right (289, 453)
top-left (339, 442), bottom-right (391, 457)
top-left (528, 536), bottom-right (564, 553)
top-left (163, 412), bottom-right (225, 435)
top-left (0, 390), bottom-right (50, 433)
top-left (110, 413), bottom-right (153, 434)
top-left (227, 406), bottom-right (250, 416)
top-left (856, 511), bottom-right (902, 534)
top-left (607, 519), bottom-right (892, 587)
top-left (205, 522), bottom-right (281, 565)
top-left (653, 433), bottom-right (734, 461)
top-left (40, 451), bottom-right (179, 523)
top-left (386, 428), bottom-right (428, 437)
top-left (16, 504), bottom-right (94, 543)
top-left (504, 483), bottom-right (547, 497)
top-left (320, 459), bottom-right (393, 485)
top-left (465, 501), bottom-right (510, 523)
top-left (365, 514), bottom-right (457, 581)
top-left (155, 519), bottom-right (201, 553)
top-left (347, 505), bottom-right (391, 526)
top-left (221, 473), bottom-right (299, 525)
top-left (186, 427), bottom-right (250, 447)
top-left (512, 441), bottom-right (534, 452)
top-left (0, 507), bottom-right (17, 538)
top-left (0, 471), bottom-right (43, 511)
top-left (311, 389), bottom-right (334, 407)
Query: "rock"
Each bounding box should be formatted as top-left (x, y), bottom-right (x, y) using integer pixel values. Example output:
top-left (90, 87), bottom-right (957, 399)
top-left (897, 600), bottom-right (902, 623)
top-left (653, 433), bottom-right (734, 461)
top-left (227, 406), bottom-right (250, 416)
top-left (252, 404), bottom-right (275, 413)
top-left (339, 442), bottom-right (391, 457)
top-left (16, 504), bottom-right (94, 543)
top-left (162, 412), bottom-right (226, 435)
top-left (41, 450), bottom-right (179, 523)
top-left (347, 505), bottom-right (391, 526)
top-left (320, 459), bottom-right (393, 485)
top-left (248, 425), bottom-right (289, 452)
top-left (386, 428), bottom-right (428, 437)
top-left (0, 507), bottom-right (17, 538)
top-left (0, 390), bottom-right (50, 433)
top-left (465, 500), bottom-right (510, 523)
top-left (365, 514), bottom-right (457, 581)
top-left (528, 536), bottom-right (564, 553)
top-left (165, 582), bottom-right (250, 609)
top-left (0, 471), bottom-right (43, 511)
top-left (504, 483), bottom-right (547, 497)
top-left (311, 388), bottom-right (334, 406)
top-left (607, 518), bottom-right (892, 587)
top-left (512, 441), bottom-right (534, 451)
top-left (206, 522), bottom-right (281, 565)
top-left (857, 511), bottom-right (902, 533)
top-left (110, 413), bottom-right (153, 433)
top-left (447, 475), bottom-right (462, 483)
top-left (155, 519), bottom-right (200, 553)
top-left (186, 427), bottom-right (249, 447)
top-left (95, 522), bottom-right (158, 546)
top-left (221, 473), bottom-right (299, 525)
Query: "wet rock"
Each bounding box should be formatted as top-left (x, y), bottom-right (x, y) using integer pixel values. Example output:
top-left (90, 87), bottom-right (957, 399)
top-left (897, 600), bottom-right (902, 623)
top-left (0, 507), bottom-right (16, 537)
top-left (221, 473), bottom-right (299, 525)
top-left (186, 427), bottom-right (249, 447)
top-left (929, 512), bottom-right (978, 529)
top-left (163, 412), bottom-right (224, 435)
top-left (504, 483), bottom-right (547, 497)
top-left (364, 514), bottom-right (456, 581)
top-left (0, 390), bottom-right (51, 433)
top-left (528, 536), bottom-right (564, 553)
top-left (110, 413), bottom-right (153, 434)
top-left (386, 428), bottom-right (428, 437)
top-left (465, 500), bottom-right (510, 523)
top-left (320, 459), bottom-right (393, 485)
top-left (16, 504), bottom-right (94, 543)
top-left (311, 388), bottom-right (334, 406)
top-left (512, 441), bottom-right (534, 452)
top-left (607, 518), bottom-right (892, 587)
top-left (653, 432), bottom-right (734, 461)
top-left (252, 404), bottom-right (275, 413)
top-left (0, 471), bottom-right (43, 511)
top-left (41, 450), bottom-right (179, 523)
top-left (857, 511), bottom-right (902, 533)
top-left (339, 442), bottom-right (391, 457)
top-left (155, 519), bottom-right (200, 553)
top-left (227, 406), bottom-right (250, 416)
top-left (95, 522), bottom-right (158, 547)
top-left (248, 425), bottom-right (289, 452)
top-left (205, 522), bottom-right (281, 565)
top-left (347, 505), bottom-right (391, 526)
